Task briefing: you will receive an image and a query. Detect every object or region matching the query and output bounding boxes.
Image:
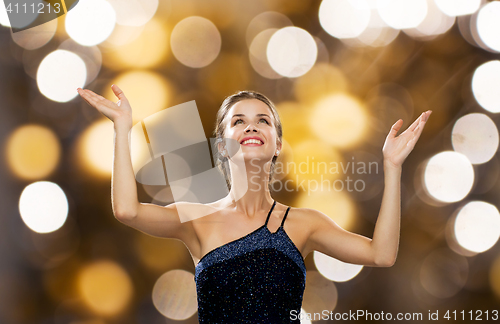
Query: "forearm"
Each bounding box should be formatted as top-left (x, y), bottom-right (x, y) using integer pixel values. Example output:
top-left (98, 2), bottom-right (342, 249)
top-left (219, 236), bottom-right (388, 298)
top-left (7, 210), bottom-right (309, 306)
top-left (111, 123), bottom-right (139, 219)
top-left (371, 161), bottom-right (402, 266)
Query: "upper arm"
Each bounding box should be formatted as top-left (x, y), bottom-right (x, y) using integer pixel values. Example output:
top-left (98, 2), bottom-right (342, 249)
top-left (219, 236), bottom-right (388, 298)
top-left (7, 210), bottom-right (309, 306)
top-left (304, 208), bottom-right (383, 267)
top-left (115, 202), bottom-right (197, 245)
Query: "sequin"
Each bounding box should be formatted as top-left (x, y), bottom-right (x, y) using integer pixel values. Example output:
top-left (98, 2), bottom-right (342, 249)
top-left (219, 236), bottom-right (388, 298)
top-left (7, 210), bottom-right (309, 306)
top-left (194, 200), bottom-right (306, 323)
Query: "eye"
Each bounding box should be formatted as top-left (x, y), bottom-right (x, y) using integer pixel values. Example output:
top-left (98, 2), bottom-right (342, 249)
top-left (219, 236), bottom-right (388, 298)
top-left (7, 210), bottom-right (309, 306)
top-left (260, 118), bottom-right (270, 124)
top-left (233, 118), bottom-right (243, 126)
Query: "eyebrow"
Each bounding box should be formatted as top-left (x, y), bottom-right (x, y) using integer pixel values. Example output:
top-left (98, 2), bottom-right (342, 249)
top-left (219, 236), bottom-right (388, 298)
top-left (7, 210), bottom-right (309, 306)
top-left (231, 114), bottom-right (271, 118)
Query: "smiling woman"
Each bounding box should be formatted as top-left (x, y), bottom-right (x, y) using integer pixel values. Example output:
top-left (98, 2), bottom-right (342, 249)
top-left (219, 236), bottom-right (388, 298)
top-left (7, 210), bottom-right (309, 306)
top-left (213, 90), bottom-right (283, 192)
top-left (77, 85), bottom-right (431, 323)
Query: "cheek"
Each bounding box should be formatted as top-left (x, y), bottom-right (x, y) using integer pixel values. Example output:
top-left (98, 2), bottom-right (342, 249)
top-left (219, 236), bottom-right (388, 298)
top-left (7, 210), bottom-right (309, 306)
top-left (224, 128), bottom-right (238, 139)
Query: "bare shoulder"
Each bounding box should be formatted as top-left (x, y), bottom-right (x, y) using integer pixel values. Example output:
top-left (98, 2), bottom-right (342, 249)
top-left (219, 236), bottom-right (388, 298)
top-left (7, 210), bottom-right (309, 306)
top-left (288, 206), bottom-right (333, 230)
top-left (281, 206), bottom-right (332, 258)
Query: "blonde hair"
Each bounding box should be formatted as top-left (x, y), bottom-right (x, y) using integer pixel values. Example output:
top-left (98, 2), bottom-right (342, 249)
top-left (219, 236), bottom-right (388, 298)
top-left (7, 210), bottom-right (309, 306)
top-left (213, 90), bottom-right (283, 191)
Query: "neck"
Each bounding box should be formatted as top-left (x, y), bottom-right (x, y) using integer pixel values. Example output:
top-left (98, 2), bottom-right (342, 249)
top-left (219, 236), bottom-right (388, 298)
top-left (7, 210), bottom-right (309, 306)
top-left (224, 157), bottom-right (275, 217)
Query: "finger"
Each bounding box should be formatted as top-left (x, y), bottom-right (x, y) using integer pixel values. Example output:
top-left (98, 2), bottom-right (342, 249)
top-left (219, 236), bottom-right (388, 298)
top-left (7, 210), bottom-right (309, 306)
top-left (77, 89), bottom-right (94, 106)
top-left (79, 89), bottom-right (104, 107)
top-left (78, 89), bottom-right (117, 117)
top-left (401, 112), bottom-right (424, 135)
top-left (112, 84), bottom-right (128, 101)
top-left (387, 119), bottom-right (403, 139)
top-left (407, 122), bottom-right (425, 147)
top-left (423, 110), bottom-right (432, 122)
top-left (78, 93), bottom-right (93, 107)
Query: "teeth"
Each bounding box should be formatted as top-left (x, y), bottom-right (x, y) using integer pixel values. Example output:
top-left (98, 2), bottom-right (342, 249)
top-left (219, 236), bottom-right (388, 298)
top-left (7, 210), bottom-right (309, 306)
top-left (242, 139), bottom-right (263, 145)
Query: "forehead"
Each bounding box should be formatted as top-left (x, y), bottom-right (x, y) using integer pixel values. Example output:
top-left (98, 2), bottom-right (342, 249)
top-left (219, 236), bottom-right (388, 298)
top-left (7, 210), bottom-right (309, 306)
top-left (227, 99), bottom-right (273, 117)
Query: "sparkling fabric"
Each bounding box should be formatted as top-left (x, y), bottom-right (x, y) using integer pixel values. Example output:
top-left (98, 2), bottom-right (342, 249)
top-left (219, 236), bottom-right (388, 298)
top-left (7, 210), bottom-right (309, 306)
top-left (194, 200), bottom-right (307, 323)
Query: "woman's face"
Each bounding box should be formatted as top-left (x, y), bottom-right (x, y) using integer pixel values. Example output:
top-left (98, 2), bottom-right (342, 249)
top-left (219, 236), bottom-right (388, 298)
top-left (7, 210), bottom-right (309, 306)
top-left (222, 99), bottom-right (280, 163)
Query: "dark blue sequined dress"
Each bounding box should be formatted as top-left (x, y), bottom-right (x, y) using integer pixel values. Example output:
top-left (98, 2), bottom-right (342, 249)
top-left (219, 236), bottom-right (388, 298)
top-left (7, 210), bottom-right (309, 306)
top-left (194, 200), bottom-right (307, 323)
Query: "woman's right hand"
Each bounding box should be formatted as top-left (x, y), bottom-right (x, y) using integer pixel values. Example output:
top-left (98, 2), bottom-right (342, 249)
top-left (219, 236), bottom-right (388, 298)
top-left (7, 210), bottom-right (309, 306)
top-left (77, 84), bottom-right (133, 130)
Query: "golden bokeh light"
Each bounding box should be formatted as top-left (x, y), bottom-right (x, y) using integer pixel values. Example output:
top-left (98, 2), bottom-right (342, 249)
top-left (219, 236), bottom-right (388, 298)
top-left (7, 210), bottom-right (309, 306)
top-left (104, 70), bottom-right (173, 123)
top-left (170, 16), bottom-right (221, 68)
top-left (319, 0), bottom-right (370, 39)
top-left (77, 260), bottom-right (133, 316)
top-left (309, 93), bottom-right (368, 149)
top-left (378, 0), bottom-right (428, 30)
top-left (295, 189), bottom-right (356, 231)
top-left (152, 269), bottom-right (197, 320)
top-left (347, 9), bottom-right (400, 48)
top-left (249, 28), bottom-right (282, 79)
top-left (445, 210), bottom-right (478, 257)
top-left (133, 233), bottom-right (192, 272)
top-left (276, 101), bottom-right (313, 145)
top-left (288, 139), bottom-right (344, 186)
top-left (451, 113), bottom-right (499, 164)
top-left (103, 18), bottom-right (169, 70)
top-left (267, 26), bottom-right (317, 78)
top-left (76, 118), bottom-right (144, 178)
top-left (246, 11), bottom-right (293, 48)
top-left (65, 0), bottom-right (116, 46)
top-left (403, 0), bottom-right (455, 40)
top-left (100, 23), bottom-right (144, 49)
top-left (454, 201), bottom-right (500, 253)
top-left (106, 0), bottom-right (158, 26)
top-left (434, 0), bottom-right (480, 17)
top-left (294, 63), bottom-right (348, 105)
top-left (19, 181), bottom-right (68, 234)
top-left (37, 50), bottom-right (87, 103)
top-left (6, 124), bottom-right (61, 180)
top-left (58, 39), bottom-right (103, 86)
top-left (472, 60), bottom-right (500, 113)
top-left (313, 251), bottom-right (363, 282)
top-left (423, 151), bottom-right (474, 203)
top-left (468, 9), bottom-right (499, 53)
top-left (477, 2), bottom-right (500, 52)
top-left (10, 17), bottom-right (57, 50)
top-left (77, 119), bottom-right (114, 177)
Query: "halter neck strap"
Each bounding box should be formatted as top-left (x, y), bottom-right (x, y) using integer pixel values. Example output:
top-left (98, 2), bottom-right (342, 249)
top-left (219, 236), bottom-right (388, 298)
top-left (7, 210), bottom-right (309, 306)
top-left (264, 200), bottom-right (277, 226)
top-left (280, 206), bottom-right (291, 227)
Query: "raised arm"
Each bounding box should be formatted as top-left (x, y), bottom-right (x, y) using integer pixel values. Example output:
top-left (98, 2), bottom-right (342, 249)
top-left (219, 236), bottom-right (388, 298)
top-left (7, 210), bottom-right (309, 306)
top-left (304, 110), bottom-right (432, 267)
top-left (77, 85), bottom-right (196, 243)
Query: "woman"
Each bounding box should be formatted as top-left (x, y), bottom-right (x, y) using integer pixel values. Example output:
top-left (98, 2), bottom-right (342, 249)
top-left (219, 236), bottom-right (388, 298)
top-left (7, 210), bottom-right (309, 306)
top-left (77, 85), bottom-right (431, 323)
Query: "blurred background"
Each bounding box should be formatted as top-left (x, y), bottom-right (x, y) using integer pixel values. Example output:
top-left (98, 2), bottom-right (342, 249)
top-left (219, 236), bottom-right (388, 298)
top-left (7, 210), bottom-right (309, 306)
top-left (1, 0), bottom-right (500, 323)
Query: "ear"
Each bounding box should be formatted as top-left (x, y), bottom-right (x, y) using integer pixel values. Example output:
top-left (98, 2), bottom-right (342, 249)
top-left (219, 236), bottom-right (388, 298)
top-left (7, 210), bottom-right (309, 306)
top-left (275, 141), bottom-right (282, 156)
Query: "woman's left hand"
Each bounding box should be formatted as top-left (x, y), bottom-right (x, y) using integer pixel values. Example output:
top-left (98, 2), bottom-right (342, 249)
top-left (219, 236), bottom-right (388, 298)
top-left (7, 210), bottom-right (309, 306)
top-left (382, 110), bottom-right (432, 169)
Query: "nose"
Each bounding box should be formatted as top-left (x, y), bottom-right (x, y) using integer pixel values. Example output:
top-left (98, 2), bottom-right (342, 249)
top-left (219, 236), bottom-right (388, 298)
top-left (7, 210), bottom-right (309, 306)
top-left (245, 123), bottom-right (259, 133)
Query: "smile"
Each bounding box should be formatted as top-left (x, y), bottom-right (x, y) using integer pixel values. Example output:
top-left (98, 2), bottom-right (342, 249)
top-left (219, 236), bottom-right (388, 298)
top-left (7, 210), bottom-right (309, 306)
top-left (241, 139), bottom-right (264, 145)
